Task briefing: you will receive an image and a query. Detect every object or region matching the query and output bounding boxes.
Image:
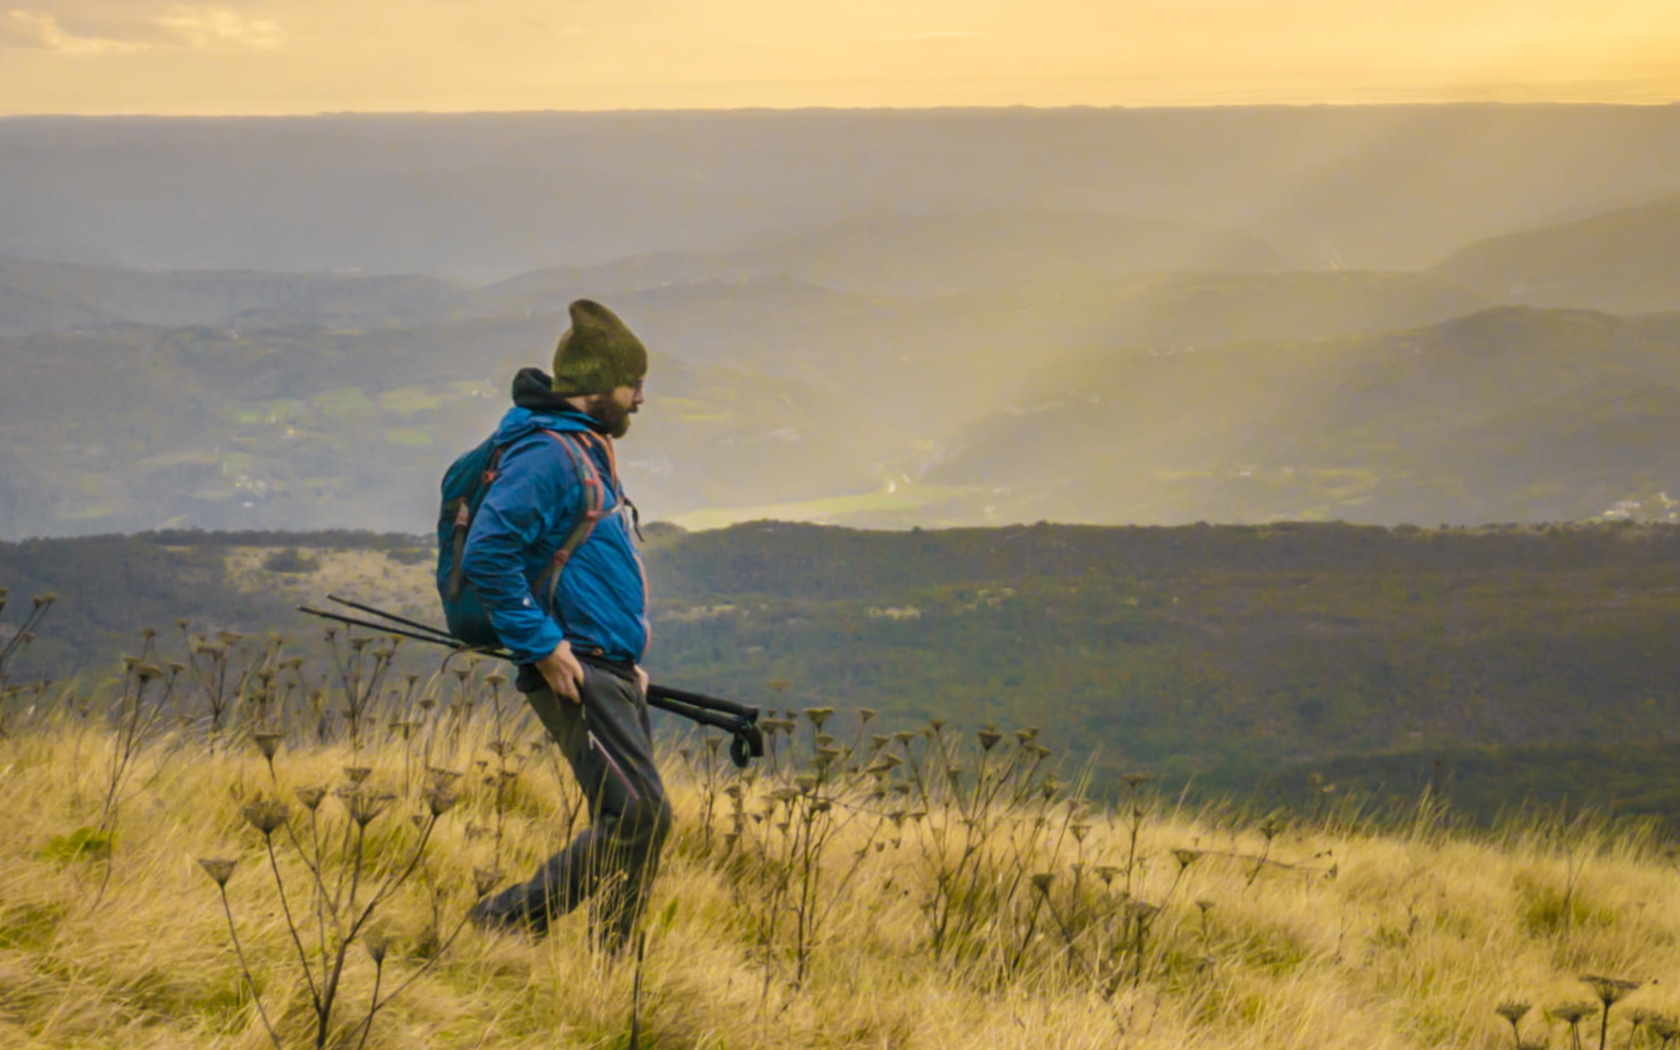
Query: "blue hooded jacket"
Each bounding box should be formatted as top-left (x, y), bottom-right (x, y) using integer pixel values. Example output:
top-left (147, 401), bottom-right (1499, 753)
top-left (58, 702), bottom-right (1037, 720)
top-left (458, 377), bottom-right (649, 668)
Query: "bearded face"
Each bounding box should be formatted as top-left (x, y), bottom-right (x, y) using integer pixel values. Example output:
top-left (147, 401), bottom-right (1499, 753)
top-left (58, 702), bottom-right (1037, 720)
top-left (584, 389), bottom-right (634, 438)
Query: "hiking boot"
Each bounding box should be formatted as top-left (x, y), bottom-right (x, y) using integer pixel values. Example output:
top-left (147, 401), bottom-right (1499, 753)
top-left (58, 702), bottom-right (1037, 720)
top-left (467, 889), bottom-right (548, 936)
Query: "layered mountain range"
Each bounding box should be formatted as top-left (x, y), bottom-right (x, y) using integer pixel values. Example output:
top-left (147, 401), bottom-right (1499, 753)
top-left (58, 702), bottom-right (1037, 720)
top-left (2, 110), bottom-right (1679, 538)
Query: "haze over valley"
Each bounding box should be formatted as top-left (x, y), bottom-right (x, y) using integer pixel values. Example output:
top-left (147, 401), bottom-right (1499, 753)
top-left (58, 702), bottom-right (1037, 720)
top-left (4, 107), bottom-right (1680, 538)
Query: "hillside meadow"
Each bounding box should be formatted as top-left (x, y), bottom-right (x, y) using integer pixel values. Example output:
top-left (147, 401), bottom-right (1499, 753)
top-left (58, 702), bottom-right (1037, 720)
top-left (3, 644), bottom-right (1680, 1050)
top-left (10, 522), bottom-right (1680, 830)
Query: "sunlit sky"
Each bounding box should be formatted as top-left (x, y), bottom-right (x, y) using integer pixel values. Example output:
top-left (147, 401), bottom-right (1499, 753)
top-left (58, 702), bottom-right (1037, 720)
top-left (2, 0), bottom-right (1678, 114)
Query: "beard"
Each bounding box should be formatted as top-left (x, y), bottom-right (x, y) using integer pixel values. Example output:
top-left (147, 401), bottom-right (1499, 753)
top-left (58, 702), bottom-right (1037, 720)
top-left (584, 392), bottom-right (633, 439)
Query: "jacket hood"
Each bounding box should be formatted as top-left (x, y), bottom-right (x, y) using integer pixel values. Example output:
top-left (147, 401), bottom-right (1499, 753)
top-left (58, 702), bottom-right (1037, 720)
top-left (493, 367), bottom-right (603, 444)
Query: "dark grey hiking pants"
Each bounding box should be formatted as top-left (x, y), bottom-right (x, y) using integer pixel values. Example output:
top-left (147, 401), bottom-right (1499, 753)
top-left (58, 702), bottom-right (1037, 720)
top-left (478, 663), bottom-right (672, 948)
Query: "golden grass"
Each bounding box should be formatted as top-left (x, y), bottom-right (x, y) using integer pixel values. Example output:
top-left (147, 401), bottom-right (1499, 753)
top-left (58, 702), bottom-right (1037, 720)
top-left (3, 701), bottom-right (1678, 1050)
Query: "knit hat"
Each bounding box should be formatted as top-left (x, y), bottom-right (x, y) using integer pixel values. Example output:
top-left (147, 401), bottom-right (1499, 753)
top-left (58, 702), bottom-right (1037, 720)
top-left (551, 300), bottom-right (649, 397)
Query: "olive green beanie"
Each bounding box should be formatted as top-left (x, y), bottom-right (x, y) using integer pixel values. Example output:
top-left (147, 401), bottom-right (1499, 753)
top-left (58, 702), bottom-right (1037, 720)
top-left (551, 300), bottom-right (649, 396)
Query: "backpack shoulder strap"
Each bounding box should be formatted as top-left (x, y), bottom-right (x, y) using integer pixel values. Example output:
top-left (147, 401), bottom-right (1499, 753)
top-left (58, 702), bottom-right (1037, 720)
top-left (443, 443), bottom-right (508, 601)
top-left (534, 429), bottom-right (607, 603)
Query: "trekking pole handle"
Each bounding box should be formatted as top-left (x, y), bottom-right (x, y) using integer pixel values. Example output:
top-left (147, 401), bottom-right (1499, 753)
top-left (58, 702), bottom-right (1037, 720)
top-left (647, 683), bottom-right (759, 721)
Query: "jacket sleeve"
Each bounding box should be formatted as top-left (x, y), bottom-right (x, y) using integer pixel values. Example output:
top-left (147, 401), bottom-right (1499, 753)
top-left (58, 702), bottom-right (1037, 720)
top-left (459, 435), bottom-right (577, 665)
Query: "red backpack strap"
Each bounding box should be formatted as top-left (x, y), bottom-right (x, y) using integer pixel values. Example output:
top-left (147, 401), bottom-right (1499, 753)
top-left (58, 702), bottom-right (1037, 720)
top-left (444, 444), bottom-right (507, 601)
top-left (534, 430), bottom-right (606, 603)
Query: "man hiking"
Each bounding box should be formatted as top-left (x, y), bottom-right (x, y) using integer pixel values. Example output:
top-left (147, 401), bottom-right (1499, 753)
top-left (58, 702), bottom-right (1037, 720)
top-left (460, 299), bottom-right (670, 950)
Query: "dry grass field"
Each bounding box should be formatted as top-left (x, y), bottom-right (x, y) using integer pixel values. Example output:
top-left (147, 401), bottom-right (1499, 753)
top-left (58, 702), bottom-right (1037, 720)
top-left (2, 649), bottom-right (1677, 1050)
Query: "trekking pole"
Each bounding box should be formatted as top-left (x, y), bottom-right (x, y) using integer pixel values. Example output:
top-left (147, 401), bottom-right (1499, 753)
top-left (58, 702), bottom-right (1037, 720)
top-left (328, 594), bottom-right (460, 644)
top-left (296, 602), bottom-right (764, 766)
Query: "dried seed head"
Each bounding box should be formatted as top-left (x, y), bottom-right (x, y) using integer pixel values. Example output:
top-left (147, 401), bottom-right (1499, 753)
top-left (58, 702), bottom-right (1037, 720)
top-left (363, 929), bottom-right (389, 965)
top-left (137, 663), bottom-right (165, 683)
top-left (252, 732), bottom-right (284, 760)
top-left (857, 708), bottom-right (877, 724)
top-left (198, 857), bottom-right (238, 887)
top-left (1649, 1015), bottom-right (1680, 1041)
top-left (217, 630), bottom-right (244, 646)
top-left (338, 789), bottom-right (394, 827)
top-left (927, 718), bottom-right (944, 732)
top-left (473, 868), bottom-right (502, 897)
top-left (1070, 823), bottom-right (1091, 844)
top-left (977, 727), bottom-right (1003, 751)
top-left (1552, 1002), bottom-right (1596, 1025)
top-left (1581, 975), bottom-right (1640, 1007)
top-left (1096, 865), bottom-right (1121, 887)
top-left (1122, 773), bottom-right (1150, 788)
top-left (343, 766), bottom-right (372, 786)
top-left (1030, 872), bottom-right (1055, 895)
top-left (424, 767), bottom-right (462, 791)
top-left (803, 707), bottom-right (834, 729)
top-left (1174, 848), bottom-right (1201, 870)
top-left (1495, 1001), bottom-right (1532, 1026)
top-left (484, 672), bottom-right (507, 688)
top-left (243, 797), bottom-right (290, 836)
top-left (423, 787), bottom-right (459, 816)
top-left (295, 786), bottom-right (327, 811)
top-left (1195, 899), bottom-right (1215, 914)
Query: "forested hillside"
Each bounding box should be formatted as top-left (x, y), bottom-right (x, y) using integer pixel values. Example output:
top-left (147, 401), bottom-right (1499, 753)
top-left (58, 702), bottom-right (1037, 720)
top-left (7, 523), bottom-right (1680, 819)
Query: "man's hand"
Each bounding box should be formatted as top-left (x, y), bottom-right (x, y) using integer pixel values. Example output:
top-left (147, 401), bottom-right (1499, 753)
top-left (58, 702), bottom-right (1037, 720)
top-left (635, 666), bottom-right (649, 698)
top-left (536, 640), bottom-right (586, 703)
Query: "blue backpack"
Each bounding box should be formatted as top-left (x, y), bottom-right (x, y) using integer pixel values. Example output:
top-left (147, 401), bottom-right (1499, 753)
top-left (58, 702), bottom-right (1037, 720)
top-left (435, 429), bottom-right (607, 649)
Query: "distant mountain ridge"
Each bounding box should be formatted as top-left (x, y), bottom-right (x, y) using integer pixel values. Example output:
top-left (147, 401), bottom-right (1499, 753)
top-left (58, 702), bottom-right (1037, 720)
top-left (0, 255), bottom-right (468, 337)
top-left (5, 172), bottom-right (1680, 536)
top-left (486, 208), bottom-right (1289, 302)
top-left (922, 306), bottom-right (1680, 527)
top-left (7, 108), bottom-right (1680, 277)
top-left (1430, 194), bottom-right (1680, 314)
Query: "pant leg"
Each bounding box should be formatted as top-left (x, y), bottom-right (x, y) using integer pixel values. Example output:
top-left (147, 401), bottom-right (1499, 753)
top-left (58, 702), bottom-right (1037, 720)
top-left (476, 664), bottom-right (672, 947)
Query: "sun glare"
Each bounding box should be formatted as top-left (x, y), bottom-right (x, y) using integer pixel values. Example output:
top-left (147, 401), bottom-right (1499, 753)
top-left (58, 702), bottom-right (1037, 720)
top-left (0, 0), bottom-right (1676, 114)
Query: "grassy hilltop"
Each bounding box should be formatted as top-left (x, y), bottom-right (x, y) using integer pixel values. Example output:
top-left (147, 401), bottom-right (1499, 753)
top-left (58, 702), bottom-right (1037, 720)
top-left (2, 656), bottom-right (1679, 1050)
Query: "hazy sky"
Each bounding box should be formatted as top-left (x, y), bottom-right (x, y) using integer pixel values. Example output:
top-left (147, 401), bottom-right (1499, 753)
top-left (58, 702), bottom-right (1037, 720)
top-left (2, 0), bottom-right (1678, 113)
